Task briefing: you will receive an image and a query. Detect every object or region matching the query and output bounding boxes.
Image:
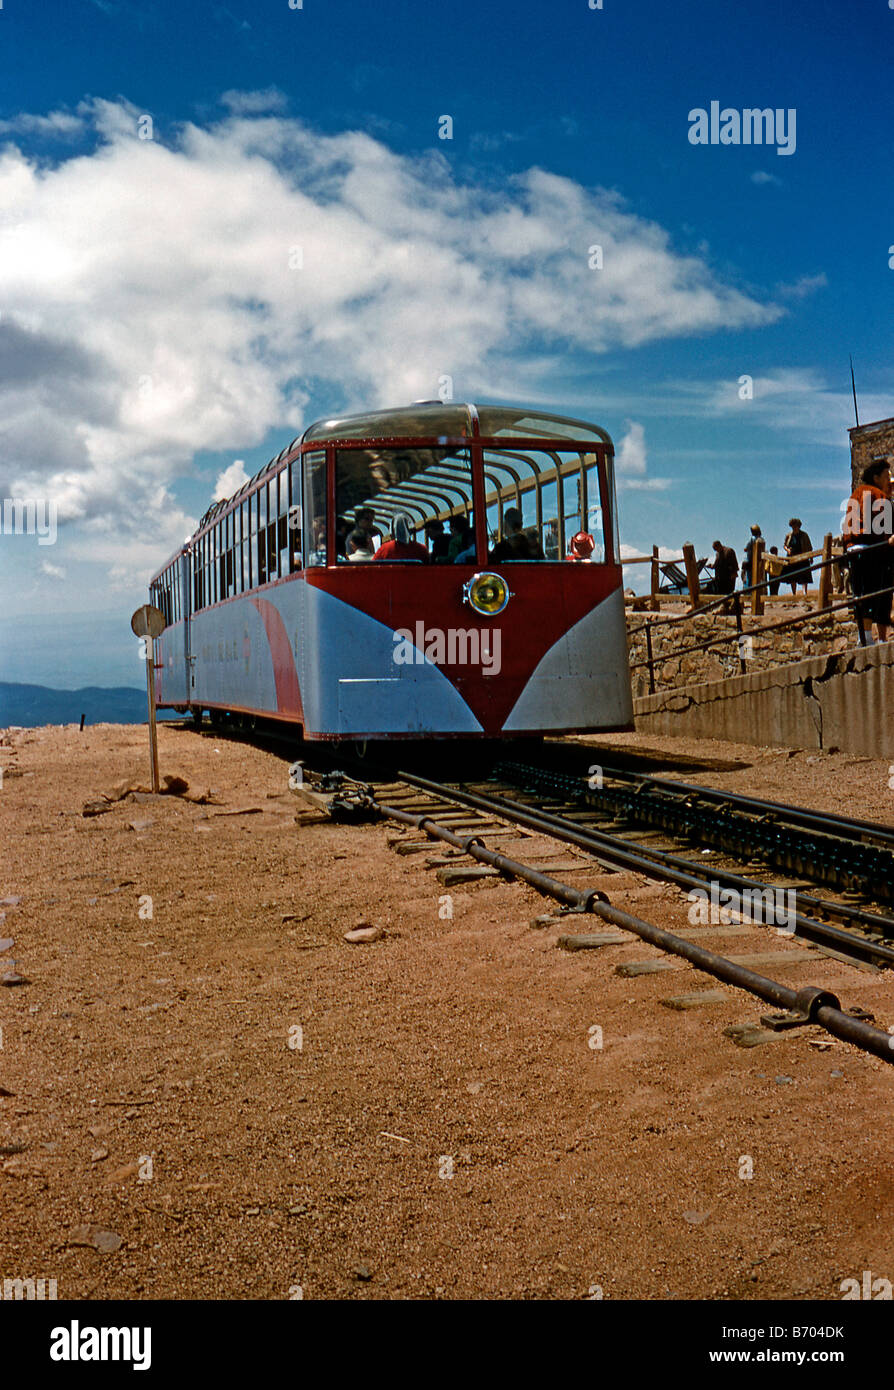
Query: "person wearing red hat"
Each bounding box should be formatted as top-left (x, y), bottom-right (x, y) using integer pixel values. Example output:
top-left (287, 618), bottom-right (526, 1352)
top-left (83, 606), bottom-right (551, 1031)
top-left (567, 532), bottom-right (595, 562)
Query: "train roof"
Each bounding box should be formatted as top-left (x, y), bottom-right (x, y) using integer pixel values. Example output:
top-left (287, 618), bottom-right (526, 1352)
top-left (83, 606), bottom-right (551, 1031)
top-left (190, 401), bottom-right (612, 537)
top-left (301, 402), bottom-right (612, 446)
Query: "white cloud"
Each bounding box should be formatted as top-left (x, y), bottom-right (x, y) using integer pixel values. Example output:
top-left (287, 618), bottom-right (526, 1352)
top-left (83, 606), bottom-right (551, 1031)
top-left (617, 420), bottom-right (647, 474)
top-left (40, 561), bottom-right (66, 579)
top-left (751, 170), bottom-right (782, 186)
top-left (676, 367), bottom-right (893, 444)
top-left (0, 99), bottom-right (777, 587)
top-left (776, 272), bottom-right (827, 299)
top-left (221, 88), bottom-right (288, 115)
top-left (214, 458), bottom-right (249, 500)
top-left (0, 109), bottom-right (85, 139)
top-left (617, 477), bottom-right (673, 491)
top-left (615, 420), bottom-right (672, 491)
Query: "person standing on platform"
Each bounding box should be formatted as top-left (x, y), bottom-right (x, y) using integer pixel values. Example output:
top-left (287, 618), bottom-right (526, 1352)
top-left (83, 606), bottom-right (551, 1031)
top-left (765, 546), bottom-right (784, 596)
top-left (710, 539), bottom-right (739, 609)
top-left (742, 524), bottom-right (762, 590)
top-left (783, 518), bottom-right (813, 594)
top-left (842, 458), bottom-right (894, 644)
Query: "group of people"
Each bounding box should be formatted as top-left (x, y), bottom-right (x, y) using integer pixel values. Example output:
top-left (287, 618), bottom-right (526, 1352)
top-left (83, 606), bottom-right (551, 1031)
top-left (707, 455), bottom-right (894, 644)
top-left (710, 519), bottom-right (814, 598)
top-left (333, 509), bottom-right (477, 564)
top-left (333, 507), bottom-right (583, 565)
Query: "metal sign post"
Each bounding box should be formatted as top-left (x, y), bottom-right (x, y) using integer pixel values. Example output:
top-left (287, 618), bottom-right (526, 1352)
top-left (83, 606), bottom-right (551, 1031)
top-left (130, 604), bottom-right (166, 794)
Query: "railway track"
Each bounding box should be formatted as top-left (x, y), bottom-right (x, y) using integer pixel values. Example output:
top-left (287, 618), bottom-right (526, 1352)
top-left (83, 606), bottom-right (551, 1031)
top-left (176, 717), bottom-right (894, 1064)
top-left (495, 756), bottom-right (894, 907)
top-left (286, 757), bottom-right (894, 1066)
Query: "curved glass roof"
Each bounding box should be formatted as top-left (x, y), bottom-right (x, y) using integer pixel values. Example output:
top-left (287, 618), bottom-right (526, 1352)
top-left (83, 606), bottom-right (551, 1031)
top-left (192, 403), bottom-right (611, 532)
top-left (303, 402), bottom-right (471, 442)
top-left (302, 401), bottom-right (611, 446)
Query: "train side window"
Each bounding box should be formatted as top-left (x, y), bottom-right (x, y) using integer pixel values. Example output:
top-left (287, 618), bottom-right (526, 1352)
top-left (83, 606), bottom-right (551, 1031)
top-left (276, 469), bottom-right (291, 575)
top-left (256, 486), bottom-right (268, 587)
top-left (218, 518), bottom-right (227, 601)
top-left (265, 478), bottom-right (279, 582)
top-left (238, 508), bottom-right (245, 593)
top-left (196, 536), bottom-right (204, 611)
top-left (288, 458), bottom-right (302, 570)
top-left (243, 500), bottom-right (252, 590)
top-left (304, 450), bottom-right (327, 566)
top-left (225, 509), bottom-right (235, 597)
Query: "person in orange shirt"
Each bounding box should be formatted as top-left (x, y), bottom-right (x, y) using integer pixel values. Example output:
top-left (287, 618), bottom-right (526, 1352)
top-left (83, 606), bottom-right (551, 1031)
top-left (842, 458), bottom-right (894, 644)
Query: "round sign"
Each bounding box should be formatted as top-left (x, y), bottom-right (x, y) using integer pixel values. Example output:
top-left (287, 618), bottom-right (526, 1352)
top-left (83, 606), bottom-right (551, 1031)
top-left (130, 604), bottom-right (167, 639)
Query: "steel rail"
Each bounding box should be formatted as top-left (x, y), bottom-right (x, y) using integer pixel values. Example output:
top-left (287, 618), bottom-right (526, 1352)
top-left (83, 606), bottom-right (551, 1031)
top-left (558, 757), bottom-right (894, 850)
top-left (375, 795), bottom-right (894, 1065)
top-left (495, 760), bottom-right (894, 914)
top-left (394, 771), bottom-right (894, 968)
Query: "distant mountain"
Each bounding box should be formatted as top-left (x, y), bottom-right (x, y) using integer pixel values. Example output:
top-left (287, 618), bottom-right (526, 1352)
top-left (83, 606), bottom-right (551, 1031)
top-left (0, 682), bottom-right (179, 729)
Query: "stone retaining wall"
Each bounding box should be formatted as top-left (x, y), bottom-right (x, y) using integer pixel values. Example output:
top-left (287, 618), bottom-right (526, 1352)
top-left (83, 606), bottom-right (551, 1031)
top-left (626, 604), bottom-right (859, 701)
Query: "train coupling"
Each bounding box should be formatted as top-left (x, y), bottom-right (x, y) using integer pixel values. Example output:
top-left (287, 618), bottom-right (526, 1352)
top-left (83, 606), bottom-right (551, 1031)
top-left (288, 762), bottom-right (380, 822)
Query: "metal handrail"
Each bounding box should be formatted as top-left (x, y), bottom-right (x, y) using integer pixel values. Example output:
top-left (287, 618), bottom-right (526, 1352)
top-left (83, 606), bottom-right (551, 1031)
top-left (630, 576), bottom-right (894, 675)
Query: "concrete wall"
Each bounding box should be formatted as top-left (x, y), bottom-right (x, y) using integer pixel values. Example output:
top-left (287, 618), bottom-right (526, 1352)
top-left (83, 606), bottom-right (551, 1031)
top-left (633, 641), bottom-right (894, 757)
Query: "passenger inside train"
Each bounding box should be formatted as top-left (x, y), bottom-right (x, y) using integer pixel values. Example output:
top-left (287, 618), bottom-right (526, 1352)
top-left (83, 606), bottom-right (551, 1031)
top-left (354, 507), bottom-right (383, 551)
top-left (447, 515), bottom-right (473, 562)
top-left (346, 529), bottom-right (375, 561)
top-left (424, 518), bottom-right (450, 561)
top-left (490, 508), bottom-right (546, 562)
top-left (374, 515), bottom-right (431, 563)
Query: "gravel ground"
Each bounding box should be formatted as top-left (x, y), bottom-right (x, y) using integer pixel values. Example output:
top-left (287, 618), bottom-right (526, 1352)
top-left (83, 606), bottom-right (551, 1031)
top-left (0, 721), bottom-right (891, 1301)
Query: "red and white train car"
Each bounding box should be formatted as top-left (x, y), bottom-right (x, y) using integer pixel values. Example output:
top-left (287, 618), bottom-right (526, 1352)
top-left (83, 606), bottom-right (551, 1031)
top-left (148, 402), bottom-right (633, 741)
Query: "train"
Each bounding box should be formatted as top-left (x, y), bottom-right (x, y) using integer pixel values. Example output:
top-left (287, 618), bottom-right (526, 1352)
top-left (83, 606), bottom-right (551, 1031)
top-left (148, 401), bottom-right (633, 742)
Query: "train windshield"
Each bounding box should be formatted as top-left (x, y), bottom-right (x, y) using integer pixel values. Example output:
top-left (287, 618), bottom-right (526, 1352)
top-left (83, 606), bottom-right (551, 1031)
top-left (333, 443), bottom-right (612, 564)
top-left (481, 448), bottom-right (607, 563)
top-left (336, 446), bottom-right (474, 561)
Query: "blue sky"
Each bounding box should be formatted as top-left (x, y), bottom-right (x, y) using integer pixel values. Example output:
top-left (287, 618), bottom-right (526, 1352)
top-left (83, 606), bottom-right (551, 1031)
top-left (0, 0), bottom-right (892, 686)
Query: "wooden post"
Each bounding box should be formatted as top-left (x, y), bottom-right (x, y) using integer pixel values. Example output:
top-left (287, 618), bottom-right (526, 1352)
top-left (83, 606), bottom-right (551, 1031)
top-left (682, 542), bottom-right (700, 608)
top-left (650, 545), bottom-right (660, 612)
top-left (817, 533), bottom-right (833, 612)
top-left (645, 622), bottom-right (656, 694)
top-left (751, 538), bottom-right (765, 616)
top-left (145, 635), bottom-right (160, 794)
top-left (131, 604), bottom-right (166, 795)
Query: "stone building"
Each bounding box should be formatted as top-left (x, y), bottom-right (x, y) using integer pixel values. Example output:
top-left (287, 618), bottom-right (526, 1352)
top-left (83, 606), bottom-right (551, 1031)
top-left (849, 415), bottom-right (894, 487)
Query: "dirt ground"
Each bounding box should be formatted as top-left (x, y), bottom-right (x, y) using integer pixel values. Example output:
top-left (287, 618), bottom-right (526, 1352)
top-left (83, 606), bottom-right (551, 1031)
top-left (0, 721), bottom-right (892, 1301)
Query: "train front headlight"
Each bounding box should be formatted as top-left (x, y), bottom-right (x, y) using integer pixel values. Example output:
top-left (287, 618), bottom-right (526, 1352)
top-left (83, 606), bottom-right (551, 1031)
top-left (463, 571), bottom-right (511, 616)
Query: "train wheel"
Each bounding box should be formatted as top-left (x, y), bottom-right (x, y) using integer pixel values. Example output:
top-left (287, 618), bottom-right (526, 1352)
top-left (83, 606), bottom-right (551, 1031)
top-left (191, 708), bottom-right (203, 729)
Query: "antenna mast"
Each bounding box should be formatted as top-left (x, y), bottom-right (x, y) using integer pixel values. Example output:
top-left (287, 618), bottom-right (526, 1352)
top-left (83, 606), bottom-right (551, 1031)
top-left (849, 354), bottom-right (860, 428)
